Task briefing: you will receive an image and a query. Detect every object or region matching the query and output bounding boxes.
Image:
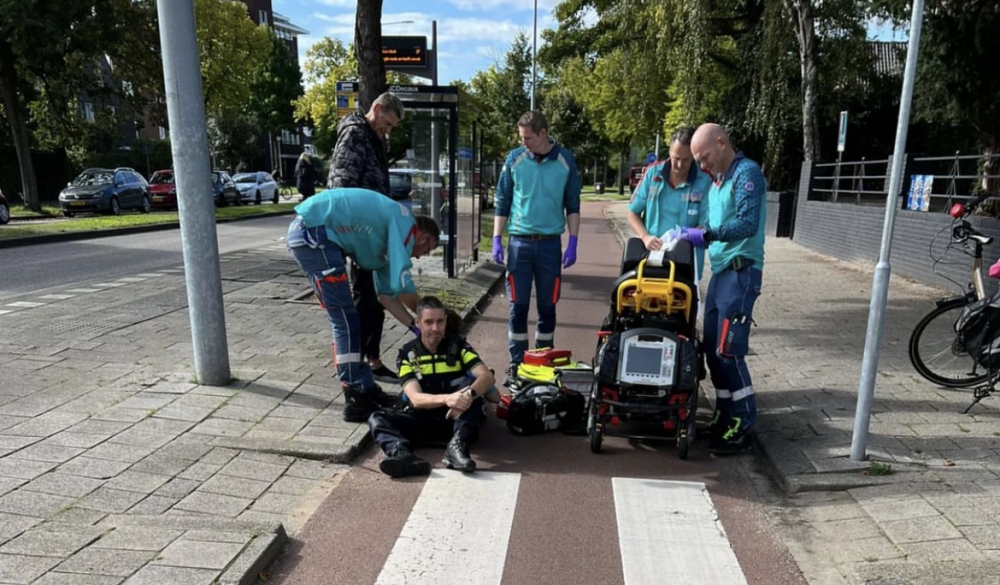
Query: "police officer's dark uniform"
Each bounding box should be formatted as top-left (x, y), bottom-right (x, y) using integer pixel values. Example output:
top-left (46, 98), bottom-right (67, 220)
top-left (367, 334), bottom-right (489, 478)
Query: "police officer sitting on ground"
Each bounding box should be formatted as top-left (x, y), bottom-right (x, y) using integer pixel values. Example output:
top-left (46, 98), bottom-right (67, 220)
top-left (368, 296), bottom-right (500, 478)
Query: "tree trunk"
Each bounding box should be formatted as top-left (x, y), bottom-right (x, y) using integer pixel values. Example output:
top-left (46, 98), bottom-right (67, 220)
top-left (354, 0), bottom-right (387, 111)
top-left (786, 0), bottom-right (820, 161)
top-left (0, 38), bottom-right (40, 211)
top-left (618, 149), bottom-right (626, 195)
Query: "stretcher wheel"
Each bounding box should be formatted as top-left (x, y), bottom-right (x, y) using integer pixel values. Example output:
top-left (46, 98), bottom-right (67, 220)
top-left (589, 425), bottom-right (603, 454)
top-left (587, 385), bottom-right (602, 453)
top-left (677, 410), bottom-right (697, 460)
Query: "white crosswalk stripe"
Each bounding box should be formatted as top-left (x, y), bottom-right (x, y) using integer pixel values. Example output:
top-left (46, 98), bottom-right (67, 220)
top-left (614, 478), bottom-right (747, 585)
top-left (372, 473), bottom-right (747, 585)
top-left (376, 471), bottom-right (521, 585)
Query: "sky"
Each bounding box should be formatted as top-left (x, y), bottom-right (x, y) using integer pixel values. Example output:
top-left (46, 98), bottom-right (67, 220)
top-left (272, 0), bottom-right (566, 84)
top-left (271, 0), bottom-right (911, 86)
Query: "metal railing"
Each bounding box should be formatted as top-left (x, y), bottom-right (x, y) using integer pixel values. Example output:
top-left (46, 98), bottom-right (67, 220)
top-left (809, 151), bottom-right (1000, 211)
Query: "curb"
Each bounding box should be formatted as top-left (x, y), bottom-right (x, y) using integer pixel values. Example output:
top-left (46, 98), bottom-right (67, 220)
top-left (211, 260), bottom-right (507, 466)
top-left (0, 208), bottom-right (296, 249)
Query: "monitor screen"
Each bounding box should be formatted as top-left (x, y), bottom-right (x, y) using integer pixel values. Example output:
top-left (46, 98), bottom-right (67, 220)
top-left (624, 346), bottom-right (663, 376)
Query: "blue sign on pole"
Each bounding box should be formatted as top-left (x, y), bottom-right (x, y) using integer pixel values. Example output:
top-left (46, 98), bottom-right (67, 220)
top-left (457, 147), bottom-right (474, 160)
top-left (646, 152), bottom-right (657, 165)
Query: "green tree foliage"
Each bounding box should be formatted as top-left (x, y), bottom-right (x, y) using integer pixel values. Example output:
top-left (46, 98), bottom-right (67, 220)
top-left (194, 0), bottom-right (272, 121)
top-left (249, 31), bottom-right (304, 135)
top-left (0, 0), bottom-right (127, 209)
top-left (295, 38), bottom-right (358, 155)
top-left (469, 32), bottom-right (533, 158)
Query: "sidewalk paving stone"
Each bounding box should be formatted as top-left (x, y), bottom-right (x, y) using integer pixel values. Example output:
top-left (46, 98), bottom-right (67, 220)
top-left (15, 204), bottom-right (1000, 583)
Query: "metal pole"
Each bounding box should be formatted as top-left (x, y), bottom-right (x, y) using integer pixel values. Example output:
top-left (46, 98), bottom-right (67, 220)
top-left (430, 20), bottom-right (442, 226)
top-left (654, 133), bottom-right (660, 159)
top-left (851, 0), bottom-right (924, 462)
top-left (530, 0), bottom-right (537, 110)
top-left (156, 0), bottom-right (231, 385)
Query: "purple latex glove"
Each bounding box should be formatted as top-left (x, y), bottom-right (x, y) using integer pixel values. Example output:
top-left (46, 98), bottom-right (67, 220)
top-left (562, 235), bottom-right (579, 269)
top-left (491, 235), bottom-right (505, 265)
top-left (408, 320), bottom-right (421, 337)
top-left (681, 227), bottom-right (707, 248)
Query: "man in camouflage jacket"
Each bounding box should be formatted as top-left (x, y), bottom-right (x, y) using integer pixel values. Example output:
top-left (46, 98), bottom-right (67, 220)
top-left (328, 92), bottom-right (406, 382)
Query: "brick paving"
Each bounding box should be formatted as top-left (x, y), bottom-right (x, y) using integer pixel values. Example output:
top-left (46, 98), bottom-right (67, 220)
top-left (3, 204), bottom-right (1000, 583)
top-left (0, 232), bottom-right (502, 585)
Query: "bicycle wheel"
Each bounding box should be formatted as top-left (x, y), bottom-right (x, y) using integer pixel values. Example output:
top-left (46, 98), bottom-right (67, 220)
top-left (908, 298), bottom-right (990, 387)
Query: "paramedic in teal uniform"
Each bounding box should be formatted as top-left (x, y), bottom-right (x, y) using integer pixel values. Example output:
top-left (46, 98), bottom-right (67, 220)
top-left (287, 188), bottom-right (440, 423)
top-left (491, 110), bottom-right (582, 387)
top-left (625, 126), bottom-right (712, 280)
top-left (682, 123), bottom-right (766, 455)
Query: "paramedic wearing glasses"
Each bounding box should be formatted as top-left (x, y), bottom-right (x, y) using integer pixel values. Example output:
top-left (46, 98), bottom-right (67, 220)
top-left (491, 110), bottom-right (582, 388)
top-left (681, 123), bottom-right (766, 455)
top-left (625, 126), bottom-right (713, 280)
top-left (287, 188), bottom-right (440, 425)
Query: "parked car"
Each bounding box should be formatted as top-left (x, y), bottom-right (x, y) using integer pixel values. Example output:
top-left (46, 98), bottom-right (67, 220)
top-left (59, 167), bottom-right (151, 216)
top-left (212, 171), bottom-right (241, 207)
top-left (0, 185), bottom-right (9, 225)
top-left (148, 169), bottom-right (178, 210)
top-left (232, 171), bottom-right (278, 205)
top-left (629, 165), bottom-right (646, 193)
top-left (389, 169), bottom-right (450, 214)
top-left (149, 169), bottom-right (240, 208)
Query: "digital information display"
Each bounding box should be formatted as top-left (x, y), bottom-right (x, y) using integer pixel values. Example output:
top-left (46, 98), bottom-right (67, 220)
top-left (383, 36), bottom-right (428, 68)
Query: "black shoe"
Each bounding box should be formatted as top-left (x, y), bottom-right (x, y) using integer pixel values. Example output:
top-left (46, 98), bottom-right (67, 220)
top-left (379, 446), bottom-right (431, 478)
top-left (365, 383), bottom-right (400, 409)
top-left (342, 387), bottom-right (376, 423)
top-left (708, 419), bottom-right (753, 455)
top-left (371, 364), bottom-right (399, 383)
top-left (503, 364), bottom-right (520, 391)
top-left (706, 410), bottom-right (728, 439)
top-left (442, 436), bottom-right (476, 472)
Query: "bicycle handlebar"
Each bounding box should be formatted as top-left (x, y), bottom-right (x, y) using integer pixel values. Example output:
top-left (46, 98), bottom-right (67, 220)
top-left (949, 191), bottom-right (993, 219)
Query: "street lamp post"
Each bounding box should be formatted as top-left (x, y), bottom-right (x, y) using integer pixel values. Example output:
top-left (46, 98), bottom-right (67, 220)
top-left (530, 0), bottom-right (537, 110)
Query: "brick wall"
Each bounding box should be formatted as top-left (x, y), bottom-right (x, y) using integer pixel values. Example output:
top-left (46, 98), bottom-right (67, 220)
top-left (792, 162), bottom-right (1000, 293)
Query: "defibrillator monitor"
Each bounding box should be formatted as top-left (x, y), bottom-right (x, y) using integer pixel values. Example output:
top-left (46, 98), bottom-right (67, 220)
top-left (619, 334), bottom-right (677, 386)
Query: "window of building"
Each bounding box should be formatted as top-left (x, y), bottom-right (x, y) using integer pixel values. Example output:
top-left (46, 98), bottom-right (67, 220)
top-left (82, 102), bottom-right (95, 123)
top-left (159, 126), bottom-right (167, 140)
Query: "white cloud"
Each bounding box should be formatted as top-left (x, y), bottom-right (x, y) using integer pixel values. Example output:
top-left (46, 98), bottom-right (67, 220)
top-left (316, 0), bottom-right (356, 7)
top-left (444, 0), bottom-right (559, 13)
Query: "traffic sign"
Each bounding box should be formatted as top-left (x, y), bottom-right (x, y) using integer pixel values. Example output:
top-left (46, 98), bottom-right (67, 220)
top-left (336, 80), bottom-right (359, 118)
top-left (837, 111), bottom-right (848, 153)
top-left (458, 147), bottom-right (474, 160)
top-left (646, 152), bottom-right (657, 165)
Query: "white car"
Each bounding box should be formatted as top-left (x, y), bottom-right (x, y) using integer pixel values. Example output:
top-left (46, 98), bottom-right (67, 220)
top-left (232, 171), bottom-right (279, 205)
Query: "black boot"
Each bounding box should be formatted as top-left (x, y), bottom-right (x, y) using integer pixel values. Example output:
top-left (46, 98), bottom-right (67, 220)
top-left (379, 445), bottom-right (431, 478)
top-left (442, 436), bottom-right (476, 472)
top-left (342, 386), bottom-right (376, 423)
top-left (365, 383), bottom-right (400, 409)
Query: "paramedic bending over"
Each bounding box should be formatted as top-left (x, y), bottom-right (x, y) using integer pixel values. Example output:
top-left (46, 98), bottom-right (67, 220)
top-left (625, 126), bottom-right (712, 280)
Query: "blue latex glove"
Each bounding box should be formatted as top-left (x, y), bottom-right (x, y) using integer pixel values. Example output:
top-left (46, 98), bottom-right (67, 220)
top-left (681, 227), bottom-right (707, 248)
top-left (491, 235), bottom-right (505, 265)
top-left (562, 235), bottom-right (579, 269)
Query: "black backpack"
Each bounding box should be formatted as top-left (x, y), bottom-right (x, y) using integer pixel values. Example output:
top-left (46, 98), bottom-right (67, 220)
top-left (956, 293), bottom-right (1000, 371)
top-left (505, 383), bottom-right (585, 436)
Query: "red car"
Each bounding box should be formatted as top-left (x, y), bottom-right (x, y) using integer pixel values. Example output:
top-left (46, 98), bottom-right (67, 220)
top-left (148, 169), bottom-right (178, 209)
top-left (629, 166), bottom-right (646, 193)
top-left (0, 185), bottom-right (9, 225)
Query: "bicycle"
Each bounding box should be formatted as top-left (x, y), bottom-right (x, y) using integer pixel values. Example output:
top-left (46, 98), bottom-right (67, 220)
top-left (279, 182), bottom-right (298, 201)
top-left (908, 191), bottom-right (997, 398)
